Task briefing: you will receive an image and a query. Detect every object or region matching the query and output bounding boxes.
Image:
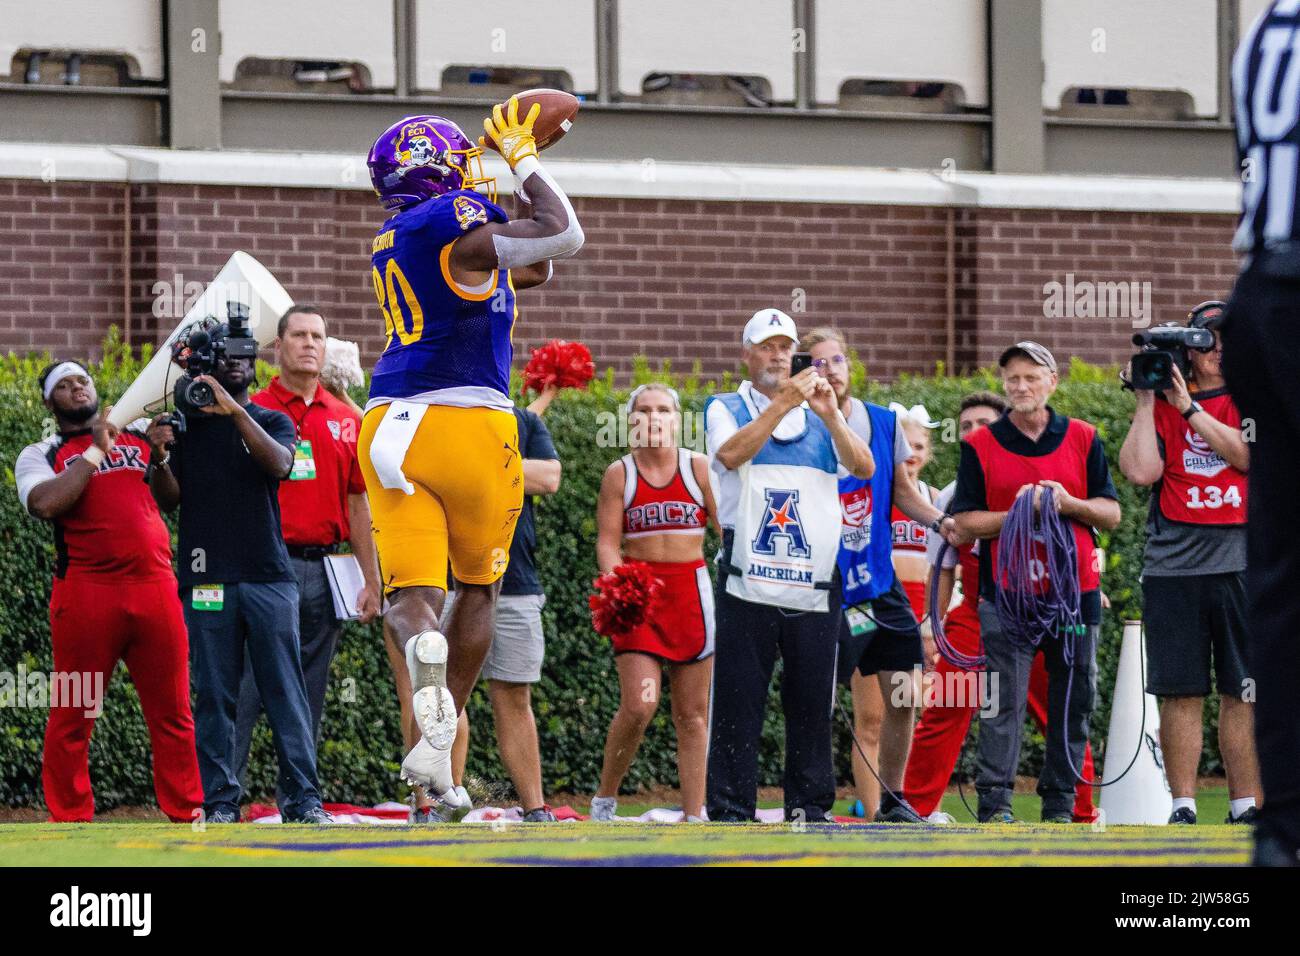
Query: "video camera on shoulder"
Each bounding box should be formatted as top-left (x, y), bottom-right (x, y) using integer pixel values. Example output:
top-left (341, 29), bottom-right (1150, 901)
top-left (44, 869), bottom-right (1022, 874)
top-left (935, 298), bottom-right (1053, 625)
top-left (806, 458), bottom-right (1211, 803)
top-left (1127, 301), bottom-right (1224, 391)
top-left (169, 300), bottom-right (258, 417)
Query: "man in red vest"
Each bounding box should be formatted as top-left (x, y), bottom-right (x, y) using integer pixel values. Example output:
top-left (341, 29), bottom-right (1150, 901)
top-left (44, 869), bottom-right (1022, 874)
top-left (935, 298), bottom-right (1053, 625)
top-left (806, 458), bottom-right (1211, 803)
top-left (905, 391), bottom-right (1099, 823)
top-left (1119, 302), bottom-right (1258, 825)
top-left (951, 342), bottom-right (1121, 823)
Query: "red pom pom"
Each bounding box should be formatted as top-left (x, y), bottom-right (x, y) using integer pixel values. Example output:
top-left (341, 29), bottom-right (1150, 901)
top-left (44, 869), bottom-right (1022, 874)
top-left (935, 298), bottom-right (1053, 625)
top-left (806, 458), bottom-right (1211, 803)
top-left (589, 561), bottom-right (664, 638)
top-left (523, 339), bottom-right (595, 394)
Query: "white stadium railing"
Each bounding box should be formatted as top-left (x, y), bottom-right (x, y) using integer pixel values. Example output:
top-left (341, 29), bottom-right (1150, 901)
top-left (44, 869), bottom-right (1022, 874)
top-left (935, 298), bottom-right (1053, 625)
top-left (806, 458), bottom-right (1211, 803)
top-left (815, 0), bottom-right (989, 108)
top-left (414, 0), bottom-right (599, 94)
top-left (617, 0), bottom-right (795, 101)
top-left (1042, 0), bottom-right (1220, 116)
top-left (218, 0), bottom-right (396, 88)
top-left (0, 0), bottom-right (164, 81)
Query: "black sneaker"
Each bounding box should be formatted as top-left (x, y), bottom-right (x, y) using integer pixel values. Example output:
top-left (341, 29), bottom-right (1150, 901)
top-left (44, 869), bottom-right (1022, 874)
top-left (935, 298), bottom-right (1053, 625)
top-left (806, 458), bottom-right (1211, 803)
top-left (1227, 806), bottom-right (1259, 824)
top-left (522, 807), bottom-right (558, 823)
top-left (1168, 807), bottom-right (1198, 825)
top-left (206, 808), bottom-right (239, 824)
top-left (874, 797), bottom-right (926, 823)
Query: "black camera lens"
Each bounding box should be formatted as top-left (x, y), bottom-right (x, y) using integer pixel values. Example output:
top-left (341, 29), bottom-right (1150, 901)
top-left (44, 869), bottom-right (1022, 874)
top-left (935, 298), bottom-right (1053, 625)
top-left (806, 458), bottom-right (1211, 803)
top-left (185, 379), bottom-right (215, 408)
top-left (1130, 351), bottom-right (1173, 390)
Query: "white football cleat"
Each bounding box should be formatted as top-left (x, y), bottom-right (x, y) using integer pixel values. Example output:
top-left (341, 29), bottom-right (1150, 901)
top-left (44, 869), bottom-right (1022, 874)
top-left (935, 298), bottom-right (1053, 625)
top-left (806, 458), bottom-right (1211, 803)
top-left (405, 631), bottom-right (457, 750)
top-left (400, 737), bottom-right (470, 817)
top-left (925, 810), bottom-right (956, 825)
top-left (589, 795), bottom-right (617, 821)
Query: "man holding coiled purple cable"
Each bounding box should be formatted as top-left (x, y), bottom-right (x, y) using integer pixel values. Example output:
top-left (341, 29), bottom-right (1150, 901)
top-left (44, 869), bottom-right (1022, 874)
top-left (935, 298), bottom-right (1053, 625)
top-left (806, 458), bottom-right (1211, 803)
top-left (949, 342), bottom-right (1121, 823)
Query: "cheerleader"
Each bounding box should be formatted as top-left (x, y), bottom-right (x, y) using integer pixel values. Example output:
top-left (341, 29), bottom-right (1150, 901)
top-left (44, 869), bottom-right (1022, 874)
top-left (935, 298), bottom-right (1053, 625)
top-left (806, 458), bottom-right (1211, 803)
top-left (589, 384), bottom-right (720, 822)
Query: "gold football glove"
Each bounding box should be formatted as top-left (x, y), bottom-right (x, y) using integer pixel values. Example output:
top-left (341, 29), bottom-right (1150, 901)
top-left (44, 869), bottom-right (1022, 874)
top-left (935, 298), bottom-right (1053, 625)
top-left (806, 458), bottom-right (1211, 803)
top-left (479, 96), bottom-right (541, 169)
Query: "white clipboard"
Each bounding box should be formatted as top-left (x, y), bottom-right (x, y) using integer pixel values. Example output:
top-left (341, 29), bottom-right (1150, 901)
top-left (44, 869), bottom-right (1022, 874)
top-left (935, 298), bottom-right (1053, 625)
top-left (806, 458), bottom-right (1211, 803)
top-left (323, 554), bottom-right (387, 621)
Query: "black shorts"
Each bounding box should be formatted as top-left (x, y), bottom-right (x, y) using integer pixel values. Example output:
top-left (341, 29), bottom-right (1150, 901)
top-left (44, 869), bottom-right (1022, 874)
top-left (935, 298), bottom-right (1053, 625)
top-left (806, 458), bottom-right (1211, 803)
top-left (836, 576), bottom-right (924, 683)
top-left (1143, 573), bottom-right (1252, 698)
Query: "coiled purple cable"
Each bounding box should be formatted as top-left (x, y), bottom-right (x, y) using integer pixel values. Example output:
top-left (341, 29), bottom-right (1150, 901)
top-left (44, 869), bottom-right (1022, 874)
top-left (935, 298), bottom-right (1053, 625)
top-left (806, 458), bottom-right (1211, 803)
top-left (995, 485), bottom-right (1104, 787)
top-left (927, 541), bottom-right (985, 670)
top-left (930, 490), bottom-right (1142, 793)
top-left (994, 485), bottom-right (1083, 647)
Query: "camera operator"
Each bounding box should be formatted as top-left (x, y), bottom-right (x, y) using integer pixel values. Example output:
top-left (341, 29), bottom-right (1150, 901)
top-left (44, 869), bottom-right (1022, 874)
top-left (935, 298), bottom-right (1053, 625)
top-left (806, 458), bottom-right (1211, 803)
top-left (232, 306), bottom-right (382, 802)
top-left (146, 331), bottom-right (329, 825)
top-left (1119, 301), bottom-right (1259, 826)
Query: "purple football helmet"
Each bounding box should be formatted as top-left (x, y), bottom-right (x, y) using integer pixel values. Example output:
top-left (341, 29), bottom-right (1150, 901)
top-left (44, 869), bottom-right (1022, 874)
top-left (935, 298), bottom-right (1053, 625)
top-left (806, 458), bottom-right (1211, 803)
top-left (367, 115), bottom-right (496, 211)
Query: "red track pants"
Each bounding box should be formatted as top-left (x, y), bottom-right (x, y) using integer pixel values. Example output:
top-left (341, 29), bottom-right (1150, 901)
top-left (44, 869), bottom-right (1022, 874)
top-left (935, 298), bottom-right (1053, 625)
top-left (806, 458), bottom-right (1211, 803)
top-left (42, 575), bottom-right (202, 822)
top-left (904, 601), bottom-right (1098, 821)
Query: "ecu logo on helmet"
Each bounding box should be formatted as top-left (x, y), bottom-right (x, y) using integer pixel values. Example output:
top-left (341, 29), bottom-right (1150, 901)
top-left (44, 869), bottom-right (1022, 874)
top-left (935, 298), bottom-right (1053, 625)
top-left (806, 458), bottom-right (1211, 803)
top-left (395, 122), bottom-right (454, 177)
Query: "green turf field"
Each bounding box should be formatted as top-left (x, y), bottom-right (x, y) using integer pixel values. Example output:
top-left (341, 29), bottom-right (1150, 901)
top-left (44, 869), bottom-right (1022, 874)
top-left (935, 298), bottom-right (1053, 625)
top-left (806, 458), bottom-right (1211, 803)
top-left (841, 787), bottom-right (1233, 826)
top-left (0, 820), bottom-right (1248, 867)
top-left (0, 787), bottom-right (1246, 867)
top-left (0, 800), bottom-right (1249, 866)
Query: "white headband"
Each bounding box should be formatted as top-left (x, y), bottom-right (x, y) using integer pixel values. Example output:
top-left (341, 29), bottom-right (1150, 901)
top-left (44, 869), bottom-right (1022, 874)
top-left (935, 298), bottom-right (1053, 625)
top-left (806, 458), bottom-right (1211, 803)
top-left (624, 383), bottom-right (681, 418)
top-left (42, 362), bottom-right (91, 401)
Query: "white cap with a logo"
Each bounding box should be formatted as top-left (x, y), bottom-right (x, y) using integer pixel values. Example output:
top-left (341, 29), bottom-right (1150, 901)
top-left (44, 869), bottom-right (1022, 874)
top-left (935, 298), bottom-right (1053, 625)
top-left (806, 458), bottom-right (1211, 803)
top-left (742, 308), bottom-right (799, 346)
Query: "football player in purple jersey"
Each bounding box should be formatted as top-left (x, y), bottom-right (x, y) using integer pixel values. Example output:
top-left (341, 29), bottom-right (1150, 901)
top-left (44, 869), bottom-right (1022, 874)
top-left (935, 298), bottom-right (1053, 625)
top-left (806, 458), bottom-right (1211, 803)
top-left (359, 98), bottom-right (584, 817)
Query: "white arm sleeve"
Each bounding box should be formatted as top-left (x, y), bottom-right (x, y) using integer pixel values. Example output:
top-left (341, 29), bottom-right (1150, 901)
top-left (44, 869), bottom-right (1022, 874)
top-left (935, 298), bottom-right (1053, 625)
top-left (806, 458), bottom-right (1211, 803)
top-left (15, 441), bottom-right (56, 513)
top-left (491, 156), bottom-right (585, 269)
top-left (512, 165), bottom-right (531, 204)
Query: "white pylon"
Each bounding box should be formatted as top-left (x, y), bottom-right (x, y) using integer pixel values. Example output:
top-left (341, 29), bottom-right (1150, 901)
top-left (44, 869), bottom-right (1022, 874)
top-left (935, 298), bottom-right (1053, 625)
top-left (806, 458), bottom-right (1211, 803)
top-left (1099, 620), bottom-right (1173, 825)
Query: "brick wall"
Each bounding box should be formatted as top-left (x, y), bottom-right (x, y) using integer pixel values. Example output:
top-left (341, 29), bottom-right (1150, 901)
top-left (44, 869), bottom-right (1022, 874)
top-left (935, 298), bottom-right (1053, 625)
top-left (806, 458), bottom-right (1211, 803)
top-left (0, 177), bottom-right (1240, 381)
top-left (961, 208), bottom-right (1240, 370)
top-left (0, 180), bottom-right (128, 357)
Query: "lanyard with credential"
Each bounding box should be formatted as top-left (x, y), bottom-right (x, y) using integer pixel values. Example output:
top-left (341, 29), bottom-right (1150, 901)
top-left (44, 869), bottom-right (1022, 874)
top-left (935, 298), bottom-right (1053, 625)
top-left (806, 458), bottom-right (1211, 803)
top-left (268, 390), bottom-right (316, 481)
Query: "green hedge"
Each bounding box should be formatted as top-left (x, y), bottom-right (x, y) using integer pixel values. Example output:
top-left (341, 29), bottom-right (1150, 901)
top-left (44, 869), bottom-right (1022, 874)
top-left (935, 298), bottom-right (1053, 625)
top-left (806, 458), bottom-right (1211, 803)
top-left (0, 335), bottom-right (1218, 811)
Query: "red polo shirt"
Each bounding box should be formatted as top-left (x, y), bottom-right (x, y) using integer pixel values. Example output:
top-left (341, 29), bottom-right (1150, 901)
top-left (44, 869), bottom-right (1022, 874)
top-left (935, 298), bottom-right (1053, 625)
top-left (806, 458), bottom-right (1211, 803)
top-left (252, 376), bottom-right (365, 548)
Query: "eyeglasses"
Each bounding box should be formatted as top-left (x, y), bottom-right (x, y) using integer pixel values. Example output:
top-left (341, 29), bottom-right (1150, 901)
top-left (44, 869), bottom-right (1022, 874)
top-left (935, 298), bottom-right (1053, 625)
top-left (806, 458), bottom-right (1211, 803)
top-left (812, 355), bottom-right (847, 370)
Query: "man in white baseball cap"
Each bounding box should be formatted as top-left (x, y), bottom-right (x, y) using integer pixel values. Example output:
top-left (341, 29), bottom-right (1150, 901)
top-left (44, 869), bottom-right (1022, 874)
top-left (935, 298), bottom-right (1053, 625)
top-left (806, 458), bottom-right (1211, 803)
top-left (741, 308), bottom-right (800, 347)
top-left (704, 308), bottom-right (874, 822)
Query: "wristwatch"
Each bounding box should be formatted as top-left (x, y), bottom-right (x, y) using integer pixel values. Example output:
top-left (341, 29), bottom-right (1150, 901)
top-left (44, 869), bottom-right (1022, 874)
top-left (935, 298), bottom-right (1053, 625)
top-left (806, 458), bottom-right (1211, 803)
top-left (1181, 401), bottom-right (1204, 421)
top-left (145, 451), bottom-right (170, 481)
top-left (929, 513), bottom-right (953, 533)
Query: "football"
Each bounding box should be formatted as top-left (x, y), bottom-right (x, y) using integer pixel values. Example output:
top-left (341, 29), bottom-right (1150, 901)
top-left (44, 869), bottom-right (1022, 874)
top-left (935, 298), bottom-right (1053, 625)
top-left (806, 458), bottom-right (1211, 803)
top-left (488, 88), bottom-right (579, 153)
